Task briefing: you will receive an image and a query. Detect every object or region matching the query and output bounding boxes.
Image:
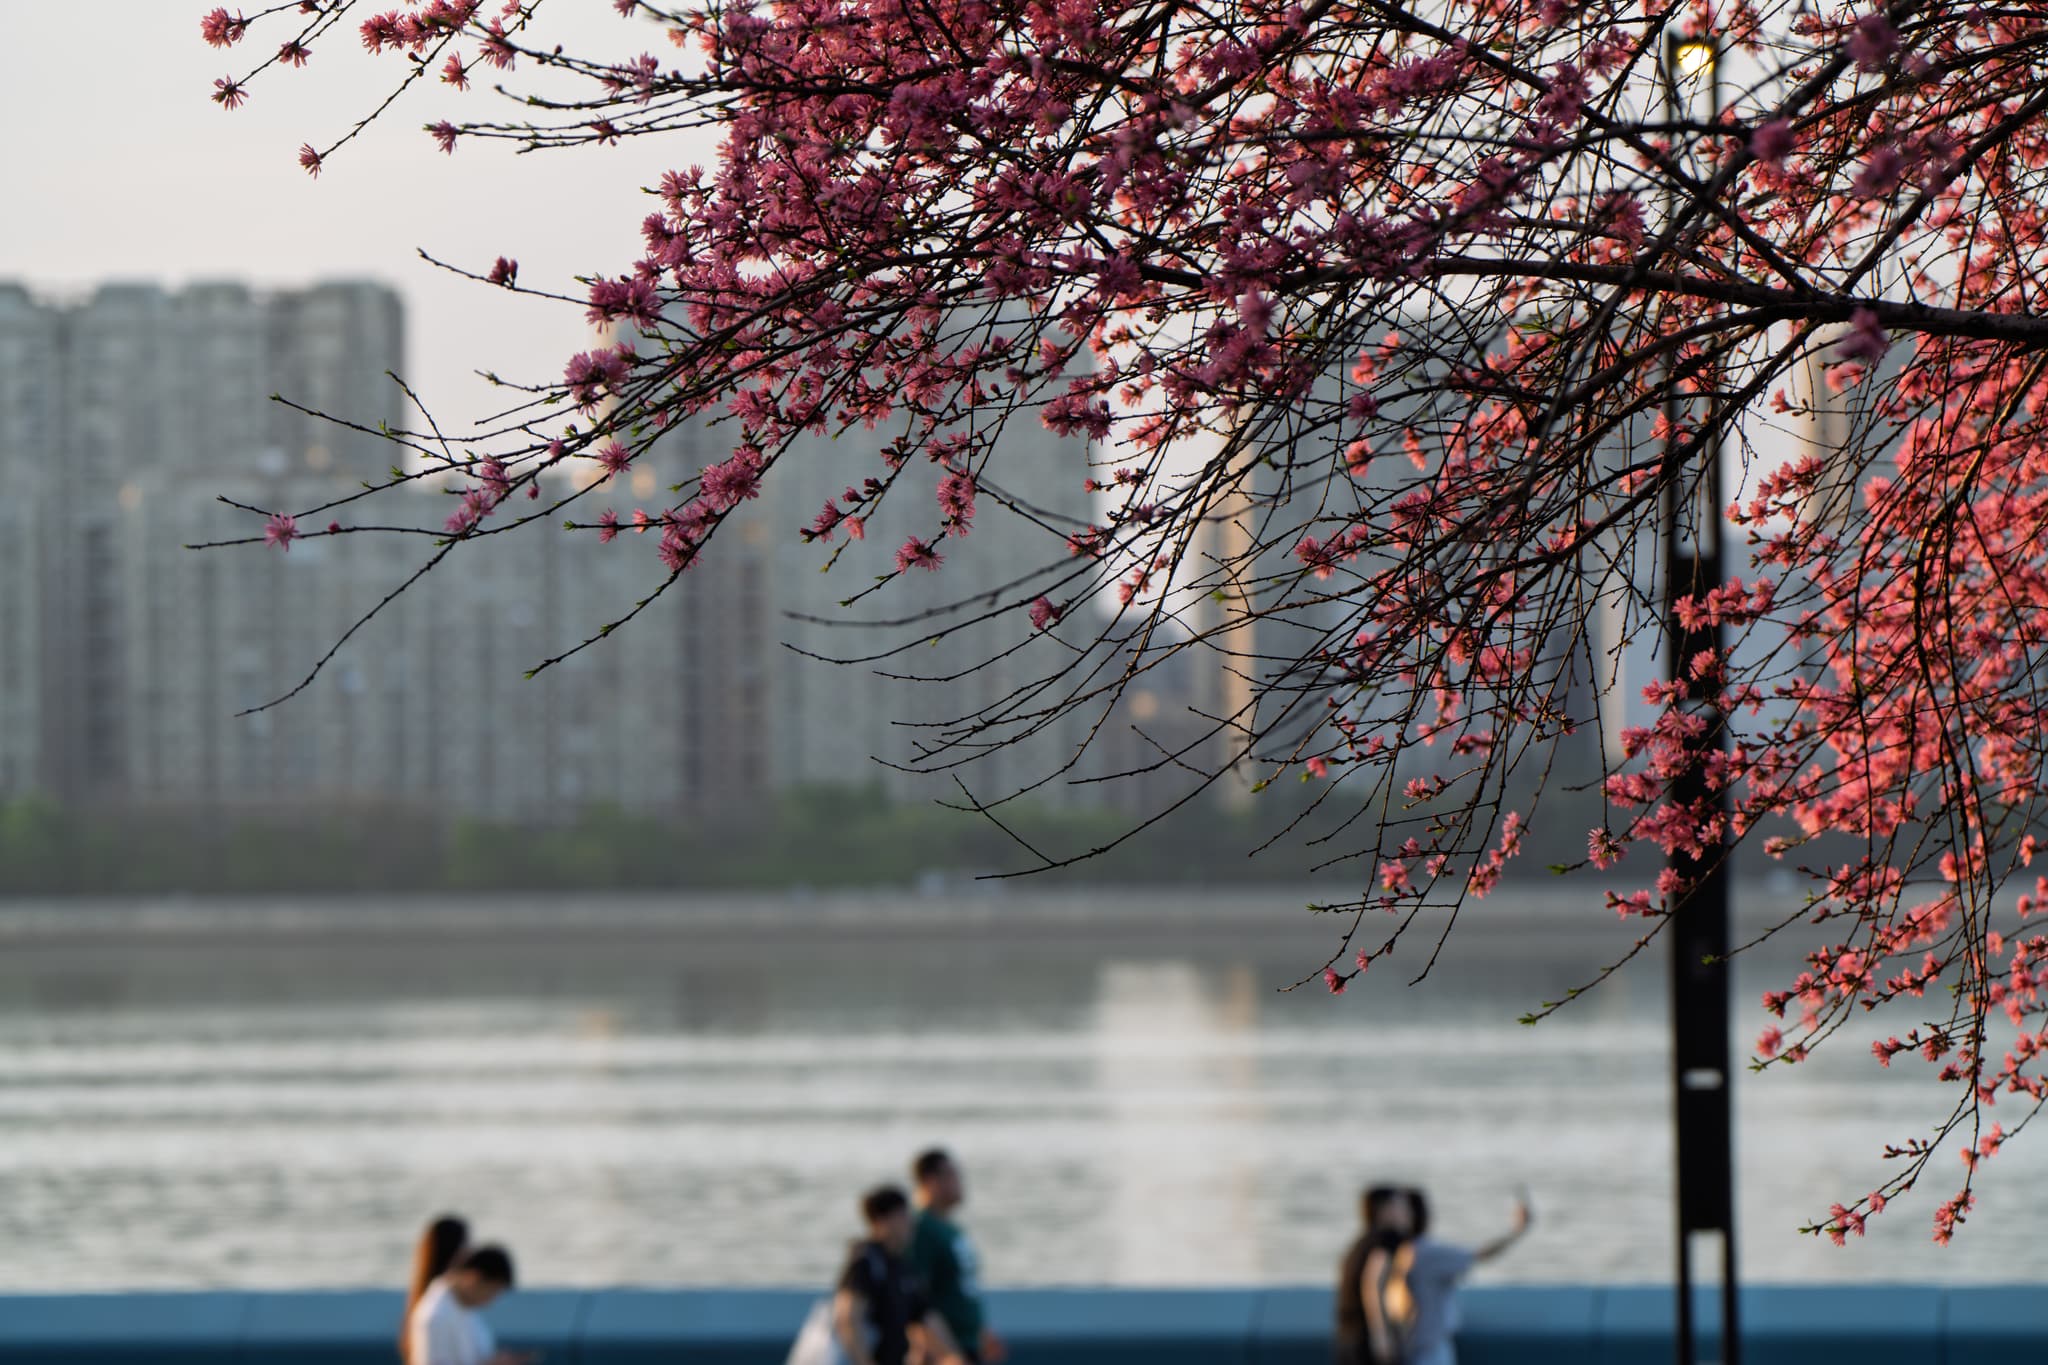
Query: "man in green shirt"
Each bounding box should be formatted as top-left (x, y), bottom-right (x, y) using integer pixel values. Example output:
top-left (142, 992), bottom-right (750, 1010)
top-left (908, 1149), bottom-right (1003, 1365)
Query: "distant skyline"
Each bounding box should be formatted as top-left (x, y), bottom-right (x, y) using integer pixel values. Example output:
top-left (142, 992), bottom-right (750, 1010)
top-left (6, 3), bottom-right (715, 444)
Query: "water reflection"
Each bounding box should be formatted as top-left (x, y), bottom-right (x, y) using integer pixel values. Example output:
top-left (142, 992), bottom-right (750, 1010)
top-left (1093, 962), bottom-right (1266, 1282)
top-left (0, 889), bottom-right (2038, 1291)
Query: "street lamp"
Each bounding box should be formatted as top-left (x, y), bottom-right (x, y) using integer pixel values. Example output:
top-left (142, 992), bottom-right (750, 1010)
top-left (1662, 29), bottom-right (1739, 1365)
top-left (1671, 36), bottom-right (1720, 85)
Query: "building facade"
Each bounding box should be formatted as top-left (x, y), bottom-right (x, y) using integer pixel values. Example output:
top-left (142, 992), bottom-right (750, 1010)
top-left (0, 281), bottom-right (1107, 822)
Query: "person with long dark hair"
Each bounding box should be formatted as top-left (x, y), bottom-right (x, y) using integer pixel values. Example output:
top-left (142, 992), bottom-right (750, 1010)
top-left (1334, 1186), bottom-right (1411, 1365)
top-left (400, 1216), bottom-right (470, 1365)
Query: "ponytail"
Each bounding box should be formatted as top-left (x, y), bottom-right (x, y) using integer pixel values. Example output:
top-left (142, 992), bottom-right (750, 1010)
top-left (399, 1215), bottom-right (469, 1364)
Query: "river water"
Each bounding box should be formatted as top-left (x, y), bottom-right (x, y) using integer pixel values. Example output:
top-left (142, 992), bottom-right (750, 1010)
top-left (0, 887), bottom-right (2038, 1291)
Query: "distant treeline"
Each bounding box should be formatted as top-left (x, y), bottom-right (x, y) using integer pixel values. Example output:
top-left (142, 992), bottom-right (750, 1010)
top-left (0, 780), bottom-right (1789, 896)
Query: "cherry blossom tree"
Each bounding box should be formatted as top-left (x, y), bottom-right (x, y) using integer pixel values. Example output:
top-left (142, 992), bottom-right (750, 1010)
top-left (196, 0), bottom-right (2048, 1244)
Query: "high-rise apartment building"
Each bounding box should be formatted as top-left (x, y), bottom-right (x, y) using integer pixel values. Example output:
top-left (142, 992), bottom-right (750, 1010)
top-left (733, 411), bottom-right (1099, 808)
top-left (0, 286), bottom-right (59, 798)
top-left (0, 279), bottom-right (1103, 821)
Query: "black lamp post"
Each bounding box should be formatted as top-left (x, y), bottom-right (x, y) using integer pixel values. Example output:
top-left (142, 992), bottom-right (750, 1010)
top-left (1662, 29), bottom-right (1740, 1365)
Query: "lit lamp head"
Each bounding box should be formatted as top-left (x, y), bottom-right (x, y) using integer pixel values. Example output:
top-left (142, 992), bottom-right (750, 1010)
top-left (1667, 32), bottom-right (1721, 106)
top-left (1671, 36), bottom-right (1719, 80)
top-left (1666, 32), bottom-right (1722, 115)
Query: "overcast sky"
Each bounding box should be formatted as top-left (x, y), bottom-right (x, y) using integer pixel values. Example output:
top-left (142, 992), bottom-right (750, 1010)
top-left (5, 2), bottom-right (714, 437)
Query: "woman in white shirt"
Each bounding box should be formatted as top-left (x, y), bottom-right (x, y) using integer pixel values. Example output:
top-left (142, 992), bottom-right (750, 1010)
top-left (400, 1215), bottom-right (469, 1365)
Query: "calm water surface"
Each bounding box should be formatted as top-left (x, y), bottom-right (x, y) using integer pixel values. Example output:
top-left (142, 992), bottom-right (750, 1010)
top-left (0, 887), bottom-right (2039, 1291)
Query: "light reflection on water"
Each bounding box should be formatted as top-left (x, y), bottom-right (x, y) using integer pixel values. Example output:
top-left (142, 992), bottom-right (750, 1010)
top-left (0, 888), bottom-right (2038, 1291)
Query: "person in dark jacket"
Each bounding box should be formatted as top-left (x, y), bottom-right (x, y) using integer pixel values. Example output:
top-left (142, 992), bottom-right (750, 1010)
top-left (834, 1185), bottom-right (967, 1365)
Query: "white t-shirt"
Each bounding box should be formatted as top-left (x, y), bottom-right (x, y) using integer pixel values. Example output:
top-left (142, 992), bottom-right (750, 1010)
top-left (1400, 1237), bottom-right (1478, 1365)
top-left (408, 1277), bottom-right (497, 1365)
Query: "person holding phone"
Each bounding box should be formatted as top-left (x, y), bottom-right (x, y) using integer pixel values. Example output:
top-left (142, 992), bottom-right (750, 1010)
top-left (1388, 1188), bottom-right (1532, 1365)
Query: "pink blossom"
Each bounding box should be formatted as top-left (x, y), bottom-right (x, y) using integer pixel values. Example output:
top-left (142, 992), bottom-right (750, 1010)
top-left (201, 8), bottom-right (248, 47)
top-left (936, 470), bottom-right (976, 531)
top-left (1749, 119), bottom-right (1795, 165)
top-left (586, 275), bottom-right (662, 328)
top-left (1588, 827), bottom-right (1623, 869)
top-left (1028, 596), bottom-right (1061, 629)
top-left (1606, 889), bottom-right (1657, 918)
top-left (360, 13), bottom-right (400, 54)
top-left (895, 537), bottom-right (943, 572)
top-left (212, 76), bottom-right (249, 109)
top-left (1835, 308), bottom-right (1889, 365)
top-left (488, 257), bottom-right (518, 287)
top-left (1852, 146), bottom-right (1906, 199)
top-left (806, 501), bottom-right (845, 541)
top-left (564, 347), bottom-right (632, 408)
top-left (1847, 14), bottom-right (1901, 72)
top-left (1294, 535), bottom-right (1338, 578)
top-left (700, 447), bottom-right (764, 509)
top-left (1237, 289), bottom-right (1273, 339)
top-left (263, 513), bottom-right (298, 551)
top-left (659, 528), bottom-right (698, 572)
top-left (298, 144), bottom-right (324, 177)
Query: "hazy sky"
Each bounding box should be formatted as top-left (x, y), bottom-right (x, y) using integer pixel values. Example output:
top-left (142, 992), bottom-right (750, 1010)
top-left (5, 2), bottom-right (715, 435)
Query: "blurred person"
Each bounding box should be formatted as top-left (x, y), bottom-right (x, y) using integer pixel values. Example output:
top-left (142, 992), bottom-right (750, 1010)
top-left (1334, 1185), bottom-right (1411, 1365)
top-left (401, 1215), bottom-right (470, 1365)
top-left (408, 1244), bottom-right (536, 1365)
top-left (908, 1149), bottom-right (1004, 1365)
top-left (1379, 1187), bottom-right (1533, 1365)
top-left (834, 1185), bottom-right (966, 1365)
